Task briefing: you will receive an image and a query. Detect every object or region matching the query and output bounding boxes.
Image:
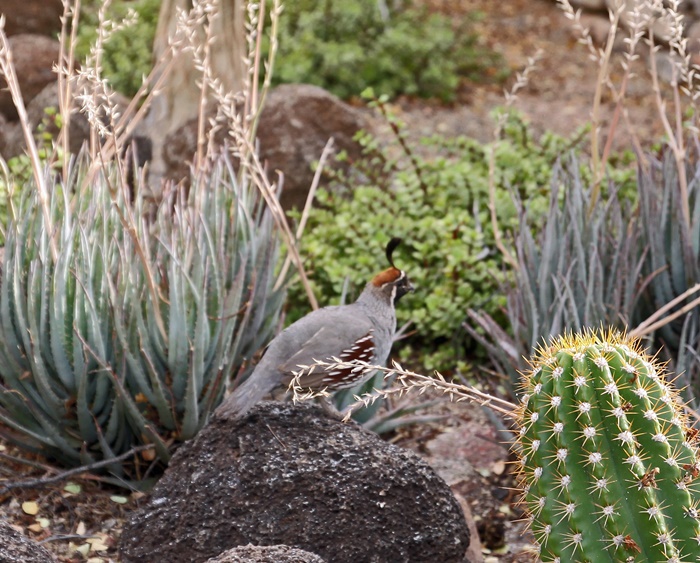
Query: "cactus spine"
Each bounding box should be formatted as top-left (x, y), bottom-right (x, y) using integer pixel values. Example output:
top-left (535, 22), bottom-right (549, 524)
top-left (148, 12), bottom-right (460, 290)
top-left (515, 329), bottom-right (700, 562)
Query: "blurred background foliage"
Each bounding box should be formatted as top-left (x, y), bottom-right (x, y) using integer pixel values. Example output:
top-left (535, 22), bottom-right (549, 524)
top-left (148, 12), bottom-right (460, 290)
top-left (75, 0), bottom-right (506, 100)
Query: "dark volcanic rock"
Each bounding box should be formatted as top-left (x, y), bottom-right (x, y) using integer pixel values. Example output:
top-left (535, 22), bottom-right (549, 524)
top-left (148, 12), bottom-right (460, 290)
top-left (204, 544), bottom-right (326, 563)
top-left (0, 519), bottom-right (57, 562)
top-left (120, 401), bottom-right (469, 563)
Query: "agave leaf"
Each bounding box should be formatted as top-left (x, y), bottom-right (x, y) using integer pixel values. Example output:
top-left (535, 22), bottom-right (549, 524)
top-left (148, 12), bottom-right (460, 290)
top-left (25, 261), bottom-right (65, 416)
top-left (0, 408), bottom-right (78, 456)
top-left (191, 269), bottom-right (208, 396)
top-left (167, 255), bottom-right (189, 401)
top-left (95, 426), bottom-right (126, 478)
top-left (0, 150), bottom-right (284, 479)
top-left (102, 397), bottom-right (127, 465)
top-left (7, 398), bottom-right (83, 462)
top-left (0, 244), bottom-right (25, 368)
top-left (196, 219), bottom-right (222, 371)
top-left (76, 330), bottom-right (170, 461)
top-left (180, 349), bottom-right (199, 439)
top-left (50, 229), bottom-right (76, 391)
top-left (467, 155), bottom-right (646, 386)
top-left (75, 352), bottom-right (97, 445)
top-left (227, 255), bottom-right (254, 377)
top-left (109, 295), bottom-right (157, 406)
top-left (134, 308), bottom-right (176, 427)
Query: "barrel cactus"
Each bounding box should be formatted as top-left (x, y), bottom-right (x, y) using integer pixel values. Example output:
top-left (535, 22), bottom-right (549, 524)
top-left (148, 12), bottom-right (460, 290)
top-left (515, 329), bottom-right (700, 562)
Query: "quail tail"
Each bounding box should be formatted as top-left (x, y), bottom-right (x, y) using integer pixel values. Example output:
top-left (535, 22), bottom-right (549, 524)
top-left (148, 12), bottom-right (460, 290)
top-left (215, 368), bottom-right (280, 420)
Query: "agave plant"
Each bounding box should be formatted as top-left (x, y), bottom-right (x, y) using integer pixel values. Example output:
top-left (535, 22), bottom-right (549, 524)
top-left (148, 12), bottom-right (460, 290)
top-left (637, 146), bottom-right (700, 394)
top-left (466, 156), bottom-right (648, 391)
top-left (0, 152), bottom-right (285, 477)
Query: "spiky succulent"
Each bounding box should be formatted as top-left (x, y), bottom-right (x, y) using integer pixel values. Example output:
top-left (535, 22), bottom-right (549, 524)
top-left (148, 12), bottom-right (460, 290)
top-left (637, 147), bottom-right (700, 394)
top-left (515, 329), bottom-right (700, 562)
top-left (0, 152), bottom-right (285, 478)
top-left (466, 156), bottom-right (646, 394)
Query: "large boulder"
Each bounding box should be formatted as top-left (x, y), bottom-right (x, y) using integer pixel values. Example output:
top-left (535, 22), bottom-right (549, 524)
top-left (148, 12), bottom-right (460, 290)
top-left (0, 519), bottom-right (57, 562)
top-left (204, 545), bottom-right (326, 563)
top-left (0, 0), bottom-right (63, 37)
top-left (0, 81), bottom-right (130, 160)
top-left (256, 84), bottom-right (369, 209)
top-left (160, 84), bottom-right (369, 209)
top-left (120, 402), bottom-right (470, 563)
top-left (0, 35), bottom-right (60, 120)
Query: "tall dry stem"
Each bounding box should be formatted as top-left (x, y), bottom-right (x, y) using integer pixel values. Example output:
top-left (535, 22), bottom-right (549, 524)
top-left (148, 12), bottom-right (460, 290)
top-left (0, 16), bottom-right (57, 260)
top-left (488, 49), bottom-right (542, 272)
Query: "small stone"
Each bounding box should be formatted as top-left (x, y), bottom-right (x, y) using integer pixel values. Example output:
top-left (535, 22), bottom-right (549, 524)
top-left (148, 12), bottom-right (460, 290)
top-left (204, 545), bottom-right (326, 563)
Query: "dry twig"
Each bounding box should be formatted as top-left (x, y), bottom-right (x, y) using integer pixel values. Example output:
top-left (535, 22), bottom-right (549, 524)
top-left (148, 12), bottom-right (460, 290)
top-left (289, 359), bottom-right (518, 422)
top-left (0, 445), bottom-right (154, 493)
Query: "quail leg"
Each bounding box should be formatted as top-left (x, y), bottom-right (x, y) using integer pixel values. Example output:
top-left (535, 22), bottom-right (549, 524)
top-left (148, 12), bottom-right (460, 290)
top-left (316, 396), bottom-right (345, 420)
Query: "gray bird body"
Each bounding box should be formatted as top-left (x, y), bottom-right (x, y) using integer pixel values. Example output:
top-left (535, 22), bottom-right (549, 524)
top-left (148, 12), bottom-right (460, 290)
top-left (216, 276), bottom-right (406, 420)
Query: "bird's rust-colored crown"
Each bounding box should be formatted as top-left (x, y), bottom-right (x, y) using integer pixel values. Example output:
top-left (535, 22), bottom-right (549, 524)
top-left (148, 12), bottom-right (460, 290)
top-left (372, 267), bottom-right (403, 287)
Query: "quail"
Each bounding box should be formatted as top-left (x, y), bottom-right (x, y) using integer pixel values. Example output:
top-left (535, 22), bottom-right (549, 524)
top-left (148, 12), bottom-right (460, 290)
top-left (216, 238), bottom-right (414, 419)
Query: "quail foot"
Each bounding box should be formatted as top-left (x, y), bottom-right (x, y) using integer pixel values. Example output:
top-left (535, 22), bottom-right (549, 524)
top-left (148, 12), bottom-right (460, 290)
top-left (216, 238), bottom-right (413, 420)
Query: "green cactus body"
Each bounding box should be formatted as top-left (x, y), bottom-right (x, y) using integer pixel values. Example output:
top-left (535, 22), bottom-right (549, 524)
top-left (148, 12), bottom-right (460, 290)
top-left (516, 330), bottom-right (700, 562)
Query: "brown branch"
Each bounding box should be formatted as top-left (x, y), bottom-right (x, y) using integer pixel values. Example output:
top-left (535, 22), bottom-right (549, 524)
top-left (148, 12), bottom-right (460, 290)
top-left (373, 96), bottom-right (429, 196)
top-left (0, 444), bottom-right (154, 493)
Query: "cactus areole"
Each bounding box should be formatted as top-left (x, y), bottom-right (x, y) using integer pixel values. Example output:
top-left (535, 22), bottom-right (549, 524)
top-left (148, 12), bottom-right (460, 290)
top-left (515, 329), bottom-right (700, 563)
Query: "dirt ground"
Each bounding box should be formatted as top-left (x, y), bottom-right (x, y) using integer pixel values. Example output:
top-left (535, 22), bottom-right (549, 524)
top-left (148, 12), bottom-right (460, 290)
top-left (400, 0), bottom-right (665, 150)
top-left (0, 1), bottom-right (672, 562)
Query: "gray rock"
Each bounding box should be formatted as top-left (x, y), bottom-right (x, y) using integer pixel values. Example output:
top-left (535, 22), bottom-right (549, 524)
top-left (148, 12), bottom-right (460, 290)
top-left (0, 519), bottom-right (57, 562)
top-left (686, 18), bottom-right (700, 53)
top-left (120, 401), bottom-right (470, 563)
top-left (0, 35), bottom-right (60, 120)
top-left (204, 545), bottom-right (325, 563)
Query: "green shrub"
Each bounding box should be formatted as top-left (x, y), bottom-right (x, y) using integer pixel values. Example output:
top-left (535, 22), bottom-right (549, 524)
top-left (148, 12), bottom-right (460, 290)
top-left (269, 0), bottom-right (505, 101)
top-left (0, 151), bottom-right (285, 480)
top-left (288, 110), bottom-right (603, 372)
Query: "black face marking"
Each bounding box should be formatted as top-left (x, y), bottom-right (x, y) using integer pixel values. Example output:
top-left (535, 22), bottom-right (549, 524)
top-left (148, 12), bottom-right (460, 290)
top-left (391, 271), bottom-right (414, 304)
